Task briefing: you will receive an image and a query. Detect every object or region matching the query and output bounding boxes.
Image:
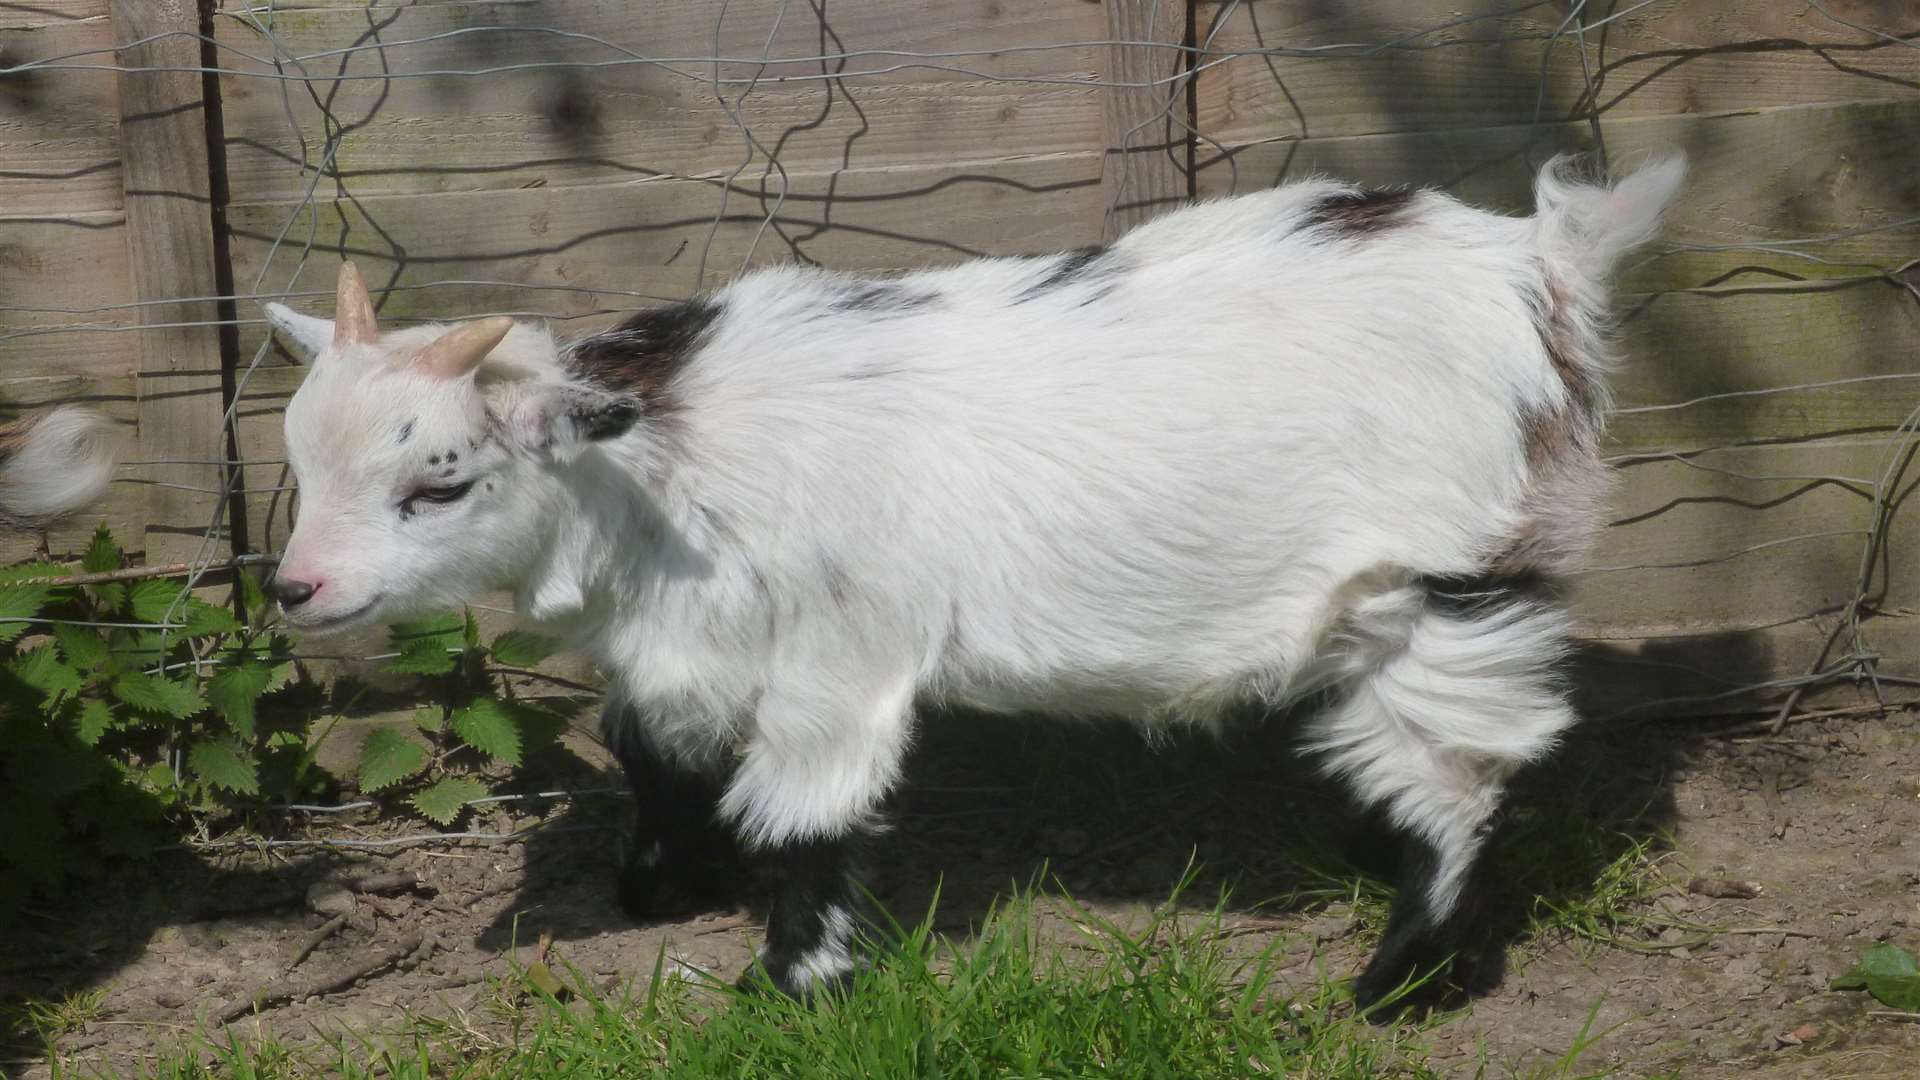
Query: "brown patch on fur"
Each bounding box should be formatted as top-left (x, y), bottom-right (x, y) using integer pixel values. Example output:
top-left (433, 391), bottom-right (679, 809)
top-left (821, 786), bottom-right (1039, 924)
top-left (1538, 275), bottom-right (1591, 417)
top-left (565, 299), bottom-right (721, 413)
top-left (1302, 189), bottom-right (1415, 238)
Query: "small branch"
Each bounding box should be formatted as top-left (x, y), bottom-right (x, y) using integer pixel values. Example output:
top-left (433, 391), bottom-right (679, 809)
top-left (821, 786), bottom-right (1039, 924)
top-left (15, 553), bottom-right (278, 588)
top-left (285, 913), bottom-right (348, 975)
top-left (217, 933), bottom-right (427, 1025)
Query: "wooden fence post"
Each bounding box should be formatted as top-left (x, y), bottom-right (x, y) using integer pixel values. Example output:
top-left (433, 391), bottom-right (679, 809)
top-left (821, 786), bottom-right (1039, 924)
top-left (111, 0), bottom-right (236, 566)
top-left (1101, 0), bottom-right (1192, 241)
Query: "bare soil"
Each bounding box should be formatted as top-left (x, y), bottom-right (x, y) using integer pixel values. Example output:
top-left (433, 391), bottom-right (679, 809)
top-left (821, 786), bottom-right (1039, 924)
top-left (4, 701), bottom-right (1917, 1079)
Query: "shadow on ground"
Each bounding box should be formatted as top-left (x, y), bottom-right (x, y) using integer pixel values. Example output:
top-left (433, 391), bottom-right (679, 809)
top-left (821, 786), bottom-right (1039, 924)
top-left (475, 631), bottom-right (1777, 1008)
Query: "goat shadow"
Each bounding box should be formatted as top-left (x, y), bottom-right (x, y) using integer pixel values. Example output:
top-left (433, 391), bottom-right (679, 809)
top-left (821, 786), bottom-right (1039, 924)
top-left (479, 629), bottom-right (1773, 1007)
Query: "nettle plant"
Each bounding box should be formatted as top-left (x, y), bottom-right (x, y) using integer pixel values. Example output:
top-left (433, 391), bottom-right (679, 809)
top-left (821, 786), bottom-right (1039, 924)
top-left (0, 526), bottom-right (303, 905)
top-left (0, 524), bottom-right (570, 908)
top-left (357, 611), bottom-right (569, 826)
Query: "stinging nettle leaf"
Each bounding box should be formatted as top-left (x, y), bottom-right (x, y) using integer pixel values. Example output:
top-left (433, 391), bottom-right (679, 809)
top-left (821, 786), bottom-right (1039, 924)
top-left (128, 579), bottom-right (188, 627)
top-left (451, 697), bottom-right (523, 766)
top-left (73, 699), bottom-right (115, 746)
top-left (207, 660), bottom-right (273, 741)
top-left (54, 622), bottom-right (110, 671)
top-left (381, 642), bottom-right (458, 676)
top-left (358, 729), bottom-right (429, 793)
top-left (189, 738), bottom-right (260, 795)
top-left (410, 776), bottom-right (487, 826)
top-left (179, 598), bottom-right (242, 639)
top-left (488, 630), bottom-right (560, 668)
top-left (82, 525), bottom-right (121, 574)
top-left (110, 672), bottom-right (207, 718)
top-left (0, 581), bottom-right (53, 644)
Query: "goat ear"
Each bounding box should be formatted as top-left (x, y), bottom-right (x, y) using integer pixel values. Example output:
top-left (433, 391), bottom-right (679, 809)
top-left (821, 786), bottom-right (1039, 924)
top-left (500, 384), bottom-right (641, 461)
top-left (263, 303), bottom-right (334, 364)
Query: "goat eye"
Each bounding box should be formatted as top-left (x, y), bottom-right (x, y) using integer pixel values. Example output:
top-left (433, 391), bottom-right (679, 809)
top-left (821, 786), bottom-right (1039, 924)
top-left (399, 480), bottom-right (474, 516)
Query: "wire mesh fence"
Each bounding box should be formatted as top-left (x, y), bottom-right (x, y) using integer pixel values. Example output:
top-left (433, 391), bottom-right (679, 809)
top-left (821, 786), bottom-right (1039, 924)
top-left (3, 0), bottom-right (1917, 735)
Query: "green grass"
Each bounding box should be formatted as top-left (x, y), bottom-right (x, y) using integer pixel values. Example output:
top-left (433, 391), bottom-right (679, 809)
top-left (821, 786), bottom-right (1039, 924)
top-left (55, 891), bottom-right (1453, 1080)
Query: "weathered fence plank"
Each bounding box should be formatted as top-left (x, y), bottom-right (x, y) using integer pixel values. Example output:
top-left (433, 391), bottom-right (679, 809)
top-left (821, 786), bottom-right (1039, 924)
top-left (1101, 0), bottom-right (1190, 239)
top-left (112, 0), bottom-right (236, 565)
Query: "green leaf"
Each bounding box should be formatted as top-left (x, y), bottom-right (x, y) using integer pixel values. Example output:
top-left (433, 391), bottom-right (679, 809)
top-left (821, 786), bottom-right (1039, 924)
top-left (1865, 974), bottom-right (1920, 1012)
top-left (388, 614), bottom-right (466, 653)
top-left (13, 644), bottom-right (83, 707)
top-left (188, 738), bottom-right (260, 796)
top-left (104, 629), bottom-right (169, 673)
top-left (409, 776), bottom-right (487, 826)
top-left (238, 569), bottom-right (269, 622)
top-left (179, 598), bottom-right (242, 639)
top-left (450, 697), bottom-right (522, 765)
top-left (0, 581), bottom-right (53, 644)
top-left (82, 525), bottom-right (121, 574)
top-left (462, 607), bottom-right (481, 650)
top-left (110, 673), bottom-right (206, 718)
top-left (488, 630), bottom-right (559, 668)
top-left (1833, 944), bottom-right (1919, 990)
top-left (358, 729), bottom-right (429, 793)
top-left (73, 699), bottom-right (115, 746)
top-left (128, 579), bottom-right (186, 627)
top-left (510, 701), bottom-right (570, 756)
top-left (207, 660), bottom-right (272, 740)
top-left (0, 560), bottom-right (61, 583)
top-left (54, 622), bottom-right (109, 671)
top-left (523, 961), bottom-right (567, 999)
top-left (381, 641), bottom-right (458, 676)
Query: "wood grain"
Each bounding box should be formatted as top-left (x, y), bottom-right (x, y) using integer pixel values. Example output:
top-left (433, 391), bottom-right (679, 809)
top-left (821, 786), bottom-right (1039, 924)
top-left (1193, 0), bottom-right (1920, 145)
top-left (1101, 0), bottom-right (1190, 239)
top-left (112, 0), bottom-right (235, 565)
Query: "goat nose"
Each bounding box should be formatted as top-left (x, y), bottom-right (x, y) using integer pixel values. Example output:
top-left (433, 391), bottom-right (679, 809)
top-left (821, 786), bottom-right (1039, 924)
top-left (269, 577), bottom-right (318, 608)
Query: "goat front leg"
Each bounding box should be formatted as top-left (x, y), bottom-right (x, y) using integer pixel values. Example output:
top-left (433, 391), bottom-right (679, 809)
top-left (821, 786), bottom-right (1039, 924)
top-left (602, 704), bottom-right (744, 920)
top-left (721, 668), bottom-right (915, 999)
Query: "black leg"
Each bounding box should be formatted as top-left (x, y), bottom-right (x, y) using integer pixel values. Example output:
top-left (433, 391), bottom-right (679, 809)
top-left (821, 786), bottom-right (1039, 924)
top-left (740, 831), bottom-right (870, 1001)
top-left (1352, 821), bottom-right (1495, 1022)
top-left (604, 711), bottom-right (744, 921)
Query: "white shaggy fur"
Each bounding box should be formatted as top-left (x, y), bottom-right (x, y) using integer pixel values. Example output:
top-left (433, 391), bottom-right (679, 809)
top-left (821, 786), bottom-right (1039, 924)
top-left (0, 406), bottom-right (119, 529)
top-left (267, 157), bottom-right (1684, 983)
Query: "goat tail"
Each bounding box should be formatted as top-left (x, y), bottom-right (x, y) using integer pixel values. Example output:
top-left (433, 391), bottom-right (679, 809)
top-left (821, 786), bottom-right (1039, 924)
top-left (0, 405), bottom-right (120, 530)
top-left (1531, 152), bottom-right (1685, 287)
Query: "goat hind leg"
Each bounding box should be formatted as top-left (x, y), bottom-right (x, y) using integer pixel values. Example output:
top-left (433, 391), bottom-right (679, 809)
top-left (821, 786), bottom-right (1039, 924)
top-left (1311, 582), bottom-right (1578, 1017)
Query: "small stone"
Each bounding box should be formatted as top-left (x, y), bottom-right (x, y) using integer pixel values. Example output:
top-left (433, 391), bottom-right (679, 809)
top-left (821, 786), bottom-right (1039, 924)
top-left (307, 883), bottom-right (356, 918)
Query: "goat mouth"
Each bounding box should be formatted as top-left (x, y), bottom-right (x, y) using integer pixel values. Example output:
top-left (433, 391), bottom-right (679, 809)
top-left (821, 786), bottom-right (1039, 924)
top-left (282, 594), bottom-right (383, 635)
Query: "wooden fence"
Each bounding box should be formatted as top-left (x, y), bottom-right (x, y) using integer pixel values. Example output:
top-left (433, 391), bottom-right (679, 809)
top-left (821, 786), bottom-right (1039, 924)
top-left (4, 0), bottom-right (1918, 717)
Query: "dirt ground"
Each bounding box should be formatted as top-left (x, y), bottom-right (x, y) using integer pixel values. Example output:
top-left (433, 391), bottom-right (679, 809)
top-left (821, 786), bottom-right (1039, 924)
top-left (4, 700), bottom-right (1917, 1079)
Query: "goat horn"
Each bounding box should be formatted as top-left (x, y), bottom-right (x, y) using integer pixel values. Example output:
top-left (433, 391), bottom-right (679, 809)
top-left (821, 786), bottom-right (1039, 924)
top-left (416, 316), bottom-right (513, 379)
top-left (333, 260), bottom-right (380, 347)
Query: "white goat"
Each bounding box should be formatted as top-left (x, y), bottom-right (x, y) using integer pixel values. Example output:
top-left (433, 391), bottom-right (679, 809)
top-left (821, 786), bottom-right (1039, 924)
top-left (264, 155), bottom-right (1684, 1012)
top-left (0, 406), bottom-right (118, 530)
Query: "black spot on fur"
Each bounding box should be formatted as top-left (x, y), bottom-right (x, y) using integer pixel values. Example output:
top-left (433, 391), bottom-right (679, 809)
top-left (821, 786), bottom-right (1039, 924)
top-left (573, 397), bottom-right (640, 442)
top-left (427, 454), bottom-right (441, 466)
top-left (1015, 246), bottom-right (1108, 304)
top-left (566, 299), bottom-right (721, 415)
top-left (1302, 188), bottom-right (1415, 238)
top-left (834, 282), bottom-right (936, 316)
top-left (1419, 571), bottom-right (1550, 617)
top-left (396, 420), bottom-right (414, 445)
top-left (444, 450), bottom-right (458, 463)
